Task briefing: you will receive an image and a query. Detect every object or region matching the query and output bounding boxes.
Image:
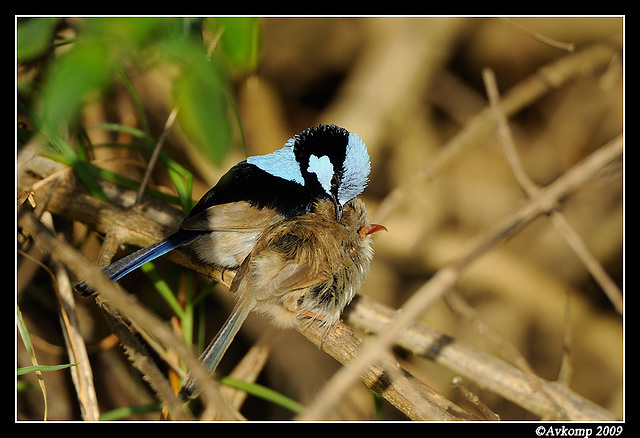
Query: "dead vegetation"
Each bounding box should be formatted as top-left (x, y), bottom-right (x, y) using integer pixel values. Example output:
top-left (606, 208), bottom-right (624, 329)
top-left (17, 17), bottom-right (623, 421)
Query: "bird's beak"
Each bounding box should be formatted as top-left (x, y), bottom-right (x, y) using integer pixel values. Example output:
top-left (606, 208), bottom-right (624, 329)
top-left (358, 223), bottom-right (387, 239)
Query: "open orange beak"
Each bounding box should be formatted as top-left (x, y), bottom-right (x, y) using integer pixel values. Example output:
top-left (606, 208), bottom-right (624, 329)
top-left (358, 223), bottom-right (387, 239)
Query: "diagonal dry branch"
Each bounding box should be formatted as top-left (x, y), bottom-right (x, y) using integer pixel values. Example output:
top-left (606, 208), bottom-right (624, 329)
top-left (297, 135), bottom-right (622, 420)
top-left (17, 130), bottom-right (620, 420)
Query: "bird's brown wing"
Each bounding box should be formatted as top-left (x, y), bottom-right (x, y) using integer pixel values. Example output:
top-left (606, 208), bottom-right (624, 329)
top-left (180, 201), bottom-right (284, 233)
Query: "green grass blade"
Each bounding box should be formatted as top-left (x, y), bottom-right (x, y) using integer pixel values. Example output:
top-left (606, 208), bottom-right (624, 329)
top-left (219, 376), bottom-right (306, 414)
top-left (140, 263), bottom-right (184, 319)
top-left (99, 402), bottom-right (164, 421)
top-left (17, 363), bottom-right (78, 376)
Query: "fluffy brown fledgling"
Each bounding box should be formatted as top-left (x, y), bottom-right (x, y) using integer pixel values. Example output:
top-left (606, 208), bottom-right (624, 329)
top-left (179, 197), bottom-right (385, 400)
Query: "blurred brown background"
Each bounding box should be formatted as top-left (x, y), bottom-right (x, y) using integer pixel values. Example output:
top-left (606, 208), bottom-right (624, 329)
top-left (17, 17), bottom-right (623, 420)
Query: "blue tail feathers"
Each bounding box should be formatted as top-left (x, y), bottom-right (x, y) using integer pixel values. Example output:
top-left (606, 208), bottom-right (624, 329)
top-left (75, 231), bottom-right (198, 296)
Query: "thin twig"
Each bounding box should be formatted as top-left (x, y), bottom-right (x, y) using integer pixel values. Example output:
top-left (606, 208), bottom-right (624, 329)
top-left (136, 107), bottom-right (179, 204)
top-left (502, 18), bottom-right (576, 52)
top-left (482, 67), bottom-right (622, 314)
top-left (373, 43), bottom-right (620, 224)
top-left (451, 376), bottom-right (500, 421)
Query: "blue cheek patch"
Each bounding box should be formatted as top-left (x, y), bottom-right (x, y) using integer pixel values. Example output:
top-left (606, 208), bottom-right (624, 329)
top-left (247, 141), bottom-right (305, 186)
top-left (307, 154), bottom-right (334, 196)
top-left (338, 132), bottom-right (370, 205)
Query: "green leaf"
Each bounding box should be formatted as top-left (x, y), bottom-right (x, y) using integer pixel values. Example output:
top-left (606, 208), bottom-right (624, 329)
top-left (39, 40), bottom-right (113, 138)
top-left (17, 363), bottom-right (78, 376)
top-left (168, 38), bottom-right (233, 166)
top-left (17, 17), bottom-right (59, 62)
top-left (16, 306), bottom-right (34, 358)
top-left (212, 17), bottom-right (261, 73)
top-left (83, 17), bottom-right (169, 50)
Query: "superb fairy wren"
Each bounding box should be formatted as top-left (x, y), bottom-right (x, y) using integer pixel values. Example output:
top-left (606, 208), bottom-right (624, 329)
top-left (75, 124), bottom-right (370, 293)
top-left (74, 124), bottom-right (384, 400)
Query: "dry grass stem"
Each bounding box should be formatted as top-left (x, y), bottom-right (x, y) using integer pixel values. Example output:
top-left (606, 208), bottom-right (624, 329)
top-left (136, 107), bottom-right (179, 205)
